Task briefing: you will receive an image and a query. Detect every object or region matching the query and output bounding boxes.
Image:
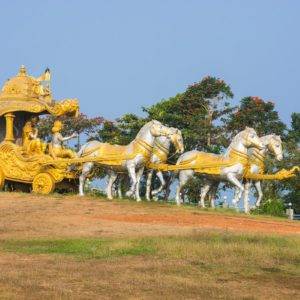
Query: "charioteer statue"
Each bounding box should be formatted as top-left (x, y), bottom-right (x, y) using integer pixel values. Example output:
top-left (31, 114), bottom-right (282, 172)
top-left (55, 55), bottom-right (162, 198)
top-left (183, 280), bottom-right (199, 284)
top-left (22, 116), bottom-right (46, 155)
top-left (50, 120), bottom-right (77, 159)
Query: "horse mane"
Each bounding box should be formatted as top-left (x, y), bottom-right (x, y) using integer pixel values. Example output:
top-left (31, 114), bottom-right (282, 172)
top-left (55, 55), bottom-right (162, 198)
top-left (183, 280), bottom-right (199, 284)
top-left (260, 134), bottom-right (281, 145)
top-left (135, 121), bottom-right (155, 139)
top-left (224, 130), bottom-right (244, 157)
top-left (224, 127), bottom-right (255, 157)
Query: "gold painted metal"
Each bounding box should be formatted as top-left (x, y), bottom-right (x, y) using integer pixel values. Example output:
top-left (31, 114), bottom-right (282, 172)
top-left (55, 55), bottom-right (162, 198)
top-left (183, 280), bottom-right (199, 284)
top-left (22, 118), bottom-right (45, 155)
top-left (0, 167), bottom-right (5, 190)
top-left (0, 66), bottom-right (80, 194)
top-left (249, 148), bottom-right (265, 173)
top-left (4, 113), bottom-right (15, 142)
top-left (244, 166), bottom-right (299, 180)
top-left (32, 173), bottom-right (55, 194)
top-left (147, 150), bottom-right (299, 181)
top-left (41, 138), bottom-right (154, 167)
top-left (0, 65), bottom-right (79, 117)
top-left (147, 149), bottom-right (249, 174)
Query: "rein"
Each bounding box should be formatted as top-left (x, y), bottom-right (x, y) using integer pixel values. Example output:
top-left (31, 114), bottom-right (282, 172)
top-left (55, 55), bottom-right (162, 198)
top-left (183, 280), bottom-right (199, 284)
top-left (134, 138), bottom-right (153, 155)
top-left (249, 148), bottom-right (265, 172)
top-left (154, 140), bottom-right (169, 155)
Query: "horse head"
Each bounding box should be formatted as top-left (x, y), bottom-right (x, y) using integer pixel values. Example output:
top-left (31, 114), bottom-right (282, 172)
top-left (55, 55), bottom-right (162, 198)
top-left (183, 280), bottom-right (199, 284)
top-left (148, 121), bottom-right (184, 153)
top-left (148, 120), bottom-right (169, 136)
top-left (168, 128), bottom-right (184, 154)
top-left (267, 134), bottom-right (283, 161)
top-left (241, 127), bottom-right (263, 149)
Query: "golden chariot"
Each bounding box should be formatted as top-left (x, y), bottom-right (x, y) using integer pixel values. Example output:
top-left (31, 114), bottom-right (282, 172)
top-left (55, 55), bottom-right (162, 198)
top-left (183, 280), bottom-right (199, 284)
top-left (0, 66), bottom-right (79, 194)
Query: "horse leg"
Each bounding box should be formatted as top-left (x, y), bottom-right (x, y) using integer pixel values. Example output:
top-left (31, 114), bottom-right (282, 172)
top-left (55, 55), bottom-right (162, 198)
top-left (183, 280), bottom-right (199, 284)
top-left (126, 164), bottom-right (137, 198)
top-left (164, 172), bottom-right (173, 201)
top-left (79, 162), bottom-right (94, 196)
top-left (175, 170), bottom-right (193, 206)
top-left (107, 171), bottom-right (118, 200)
top-left (226, 173), bottom-right (244, 208)
top-left (209, 182), bottom-right (219, 208)
top-left (199, 183), bottom-right (210, 208)
top-left (152, 171), bottom-right (165, 201)
top-left (117, 175), bottom-right (123, 199)
top-left (135, 166), bottom-right (144, 202)
top-left (146, 170), bottom-right (153, 201)
top-left (243, 180), bottom-right (251, 213)
top-left (233, 187), bottom-right (240, 204)
top-left (254, 181), bottom-right (263, 207)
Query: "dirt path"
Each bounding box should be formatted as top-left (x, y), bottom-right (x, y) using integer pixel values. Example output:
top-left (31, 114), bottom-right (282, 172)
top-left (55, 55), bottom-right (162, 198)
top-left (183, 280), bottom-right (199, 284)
top-left (0, 193), bottom-right (299, 238)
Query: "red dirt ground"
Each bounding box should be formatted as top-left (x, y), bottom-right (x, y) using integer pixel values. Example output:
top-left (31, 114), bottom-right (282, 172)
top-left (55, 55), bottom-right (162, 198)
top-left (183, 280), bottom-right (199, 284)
top-left (0, 193), bottom-right (299, 238)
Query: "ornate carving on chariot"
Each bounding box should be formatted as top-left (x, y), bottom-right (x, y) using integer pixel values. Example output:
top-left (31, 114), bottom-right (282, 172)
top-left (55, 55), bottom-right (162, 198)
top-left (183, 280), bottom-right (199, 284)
top-left (0, 65), bottom-right (79, 122)
top-left (0, 66), bottom-right (80, 194)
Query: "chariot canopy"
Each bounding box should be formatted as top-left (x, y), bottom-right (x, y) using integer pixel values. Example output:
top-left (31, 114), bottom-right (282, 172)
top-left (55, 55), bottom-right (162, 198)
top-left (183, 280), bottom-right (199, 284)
top-left (0, 65), bottom-right (79, 142)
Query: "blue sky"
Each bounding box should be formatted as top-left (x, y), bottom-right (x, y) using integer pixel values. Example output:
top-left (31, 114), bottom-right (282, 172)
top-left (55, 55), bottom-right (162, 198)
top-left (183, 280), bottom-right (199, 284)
top-left (0, 0), bottom-right (299, 125)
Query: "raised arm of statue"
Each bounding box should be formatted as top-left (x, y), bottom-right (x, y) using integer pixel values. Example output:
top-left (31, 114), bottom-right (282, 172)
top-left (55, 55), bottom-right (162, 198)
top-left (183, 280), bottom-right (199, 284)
top-left (58, 132), bottom-right (77, 142)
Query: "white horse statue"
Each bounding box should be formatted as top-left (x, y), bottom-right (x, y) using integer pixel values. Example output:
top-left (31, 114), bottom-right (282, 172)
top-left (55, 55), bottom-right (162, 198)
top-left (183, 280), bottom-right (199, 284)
top-left (145, 128), bottom-right (184, 201)
top-left (175, 127), bottom-right (263, 206)
top-left (77, 120), bottom-right (180, 201)
top-left (234, 134), bottom-right (283, 213)
top-left (109, 128), bottom-right (184, 201)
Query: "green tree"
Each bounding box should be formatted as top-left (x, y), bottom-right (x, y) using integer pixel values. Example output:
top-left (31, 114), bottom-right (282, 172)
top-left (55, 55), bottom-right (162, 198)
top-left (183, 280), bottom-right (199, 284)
top-left (92, 113), bottom-right (146, 145)
top-left (144, 76), bottom-right (234, 153)
top-left (225, 96), bottom-right (286, 136)
top-left (273, 113), bottom-right (300, 212)
top-left (143, 76), bottom-right (234, 202)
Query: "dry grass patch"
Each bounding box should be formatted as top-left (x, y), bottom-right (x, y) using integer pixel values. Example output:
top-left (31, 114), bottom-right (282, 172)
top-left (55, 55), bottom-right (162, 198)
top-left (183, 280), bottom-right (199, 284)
top-left (0, 231), bottom-right (299, 299)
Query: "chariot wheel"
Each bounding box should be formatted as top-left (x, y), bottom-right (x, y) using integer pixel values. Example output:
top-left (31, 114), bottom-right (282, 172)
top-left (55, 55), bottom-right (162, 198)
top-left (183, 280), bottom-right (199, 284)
top-left (32, 173), bottom-right (55, 194)
top-left (0, 168), bottom-right (5, 190)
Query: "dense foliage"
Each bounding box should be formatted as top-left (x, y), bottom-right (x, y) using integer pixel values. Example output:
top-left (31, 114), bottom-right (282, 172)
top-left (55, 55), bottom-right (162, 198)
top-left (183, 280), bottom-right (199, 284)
top-left (225, 96), bottom-right (286, 136)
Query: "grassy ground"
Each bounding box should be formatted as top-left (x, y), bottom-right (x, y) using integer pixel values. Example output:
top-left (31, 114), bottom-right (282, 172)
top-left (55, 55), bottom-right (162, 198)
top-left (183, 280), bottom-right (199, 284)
top-left (1, 232), bottom-right (299, 299)
top-left (0, 193), bottom-right (299, 299)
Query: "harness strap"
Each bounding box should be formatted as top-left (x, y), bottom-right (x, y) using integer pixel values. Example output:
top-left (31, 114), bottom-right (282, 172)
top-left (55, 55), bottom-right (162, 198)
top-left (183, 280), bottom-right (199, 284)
top-left (249, 148), bottom-right (265, 172)
top-left (154, 140), bottom-right (169, 155)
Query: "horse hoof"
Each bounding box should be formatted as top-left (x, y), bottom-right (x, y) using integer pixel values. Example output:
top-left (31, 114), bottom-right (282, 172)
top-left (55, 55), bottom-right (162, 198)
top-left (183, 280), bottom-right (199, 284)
top-left (126, 192), bottom-right (133, 197)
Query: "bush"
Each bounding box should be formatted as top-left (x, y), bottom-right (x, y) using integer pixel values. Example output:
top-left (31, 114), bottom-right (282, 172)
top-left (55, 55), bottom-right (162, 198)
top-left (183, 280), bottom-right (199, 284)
top-left (251, 198), bottom-right (285, 217)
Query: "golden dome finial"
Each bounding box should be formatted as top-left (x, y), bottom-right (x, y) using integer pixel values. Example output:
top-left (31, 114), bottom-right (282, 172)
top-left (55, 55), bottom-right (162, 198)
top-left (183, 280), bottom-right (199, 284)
top-left (18, 65), bottom-right (27, 76)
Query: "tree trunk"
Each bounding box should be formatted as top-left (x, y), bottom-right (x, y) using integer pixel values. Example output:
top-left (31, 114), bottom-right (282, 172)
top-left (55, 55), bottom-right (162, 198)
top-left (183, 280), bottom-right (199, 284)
top-left (77, 133), bottom-right (80, 152)
top-left (207, 111), bottom-right (213, 147)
